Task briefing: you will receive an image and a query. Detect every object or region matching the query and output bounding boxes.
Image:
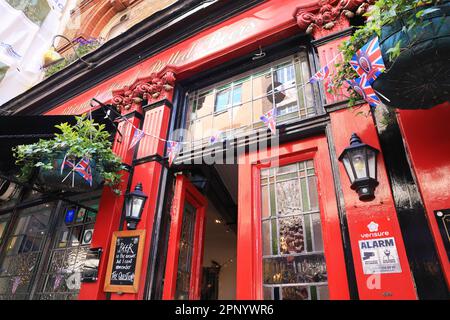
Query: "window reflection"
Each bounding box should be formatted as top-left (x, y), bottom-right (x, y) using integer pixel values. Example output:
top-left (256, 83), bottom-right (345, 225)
top-left (185, 53), bottom-right (317, 148)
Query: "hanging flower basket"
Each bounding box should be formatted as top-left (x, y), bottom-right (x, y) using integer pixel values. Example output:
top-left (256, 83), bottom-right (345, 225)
top-left (36, 153), bottom-right (103, 192)
top-left (372, 0), bottom-right (450, 109)
top-left (13, 115), bottom-right (124, 194)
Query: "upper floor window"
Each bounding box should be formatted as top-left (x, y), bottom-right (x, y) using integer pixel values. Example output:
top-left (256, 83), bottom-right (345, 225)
top-left (184, 52), bottom-right (318, 149)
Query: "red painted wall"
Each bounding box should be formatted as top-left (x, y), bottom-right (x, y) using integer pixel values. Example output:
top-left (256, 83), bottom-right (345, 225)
top-left (329, 104), bottom-right (417, 300)
top-left (396, 102), bottom-right (450, 288)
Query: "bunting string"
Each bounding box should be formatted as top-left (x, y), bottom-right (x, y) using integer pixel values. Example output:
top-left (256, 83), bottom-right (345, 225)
top-left (90, 48), bottom-right (378, 165)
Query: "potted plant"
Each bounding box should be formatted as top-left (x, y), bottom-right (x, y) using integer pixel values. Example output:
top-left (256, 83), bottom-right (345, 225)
top-left (13, 115), bottom-right (124, 193)
top-left (334, 0), bottom-right (450, 109)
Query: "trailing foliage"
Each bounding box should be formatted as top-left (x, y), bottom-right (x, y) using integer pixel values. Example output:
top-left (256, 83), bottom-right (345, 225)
top-left (332, 0), bottom-right (440, 105)
top-left (44, 38), bottom-right (102, 78)
top-left (13, 115), bottom-right (124, 193)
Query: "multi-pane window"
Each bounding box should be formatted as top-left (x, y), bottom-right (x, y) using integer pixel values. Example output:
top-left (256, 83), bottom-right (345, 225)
top-left (260, 160), bottom-right (329, 300)
top-left (175, 202), bottom-right (197, 300)
top-left (35, 196), bottom-right (99, 300)
top-left (0, 203), bottom-right (54, 300)
top-left (185, 53), bottom-right (317, 149)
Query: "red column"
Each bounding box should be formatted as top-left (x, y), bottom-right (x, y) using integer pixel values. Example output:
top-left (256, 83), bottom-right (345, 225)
top-left (298, 4), bottom-right (417, 299)
top-left (78, 112), bottom-right (142, 300)
top-left (79, 68), bottom-right (176, 300)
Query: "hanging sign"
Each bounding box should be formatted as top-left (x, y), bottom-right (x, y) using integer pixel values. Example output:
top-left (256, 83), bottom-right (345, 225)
top-left (104, 230), bottom-right (146, 293)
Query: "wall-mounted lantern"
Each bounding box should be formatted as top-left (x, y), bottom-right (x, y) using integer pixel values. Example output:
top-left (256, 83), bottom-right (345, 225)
top-left (124, 182), bottom-right (147, 230)
top-left (338, 133), bottom-right (379, 201)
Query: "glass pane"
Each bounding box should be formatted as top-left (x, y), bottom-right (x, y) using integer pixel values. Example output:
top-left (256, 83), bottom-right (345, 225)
top-left (175, 202), bottom-right (197, 300)
top-left (215, 88), bottom-right (231, 112)
top-left (261, 185), bottom-right (270, 219)
top-left (252, 96), bottom-right (273, 126)
top-left (253, 70), bottom-right (272, 99)
top-left (195, 90), bottom-right (215, 118)
top-left (282, 286), bottom-right (309, 300)
top-left (279, 215), bottom-right (304, 254)
top-left (230, 102), bottom-right (252, 133)
top-left (262, 220), bottom-right (271, 256)
top-left (311, 213), bottom-right (324, 252)
top-left (348, 149), bottom-right (367, 179)
top-left (263, 254), bottom-right (327, 284)
top-left (308, 176), bottom-right (319, 211)
top-left (276, 180), bottom-right (301, 216)
top-left (232, 85), bottom-right (242, 106)
top-left (367, 149), bottom-right (377, 179)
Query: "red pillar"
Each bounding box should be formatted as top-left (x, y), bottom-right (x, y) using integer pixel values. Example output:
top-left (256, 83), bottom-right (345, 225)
top-left (79, 69), bottom-right (176, 300)
top-left (78, 111), bottom-right (142, 299)
top-left (295, 2), bottom-right (418, 299)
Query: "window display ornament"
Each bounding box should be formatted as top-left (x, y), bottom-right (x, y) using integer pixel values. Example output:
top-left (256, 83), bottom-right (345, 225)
top-left (338, 133), bottom-right (380, 201)
top-left (124, 182), bottom-right (148, 230)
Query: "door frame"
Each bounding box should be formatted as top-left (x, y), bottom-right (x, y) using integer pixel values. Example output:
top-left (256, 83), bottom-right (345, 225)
top-left (236, 135), bottom-right (350, 299)
top-left (162, 174), bottom-right (207, 300)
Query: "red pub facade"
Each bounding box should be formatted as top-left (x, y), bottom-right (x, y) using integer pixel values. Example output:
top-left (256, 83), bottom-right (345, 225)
top-left (0, 0), bottom-right (449, 300)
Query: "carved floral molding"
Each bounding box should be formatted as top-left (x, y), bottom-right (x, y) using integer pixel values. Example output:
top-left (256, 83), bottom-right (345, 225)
top-left (294, 0), bottom-right (375, 36)
top-left (111, 69), bottom-right (176, 112)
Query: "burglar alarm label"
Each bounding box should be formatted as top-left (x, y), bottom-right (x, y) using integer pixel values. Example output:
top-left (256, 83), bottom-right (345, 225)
top-left (358, 237), bottom-right (402, 274)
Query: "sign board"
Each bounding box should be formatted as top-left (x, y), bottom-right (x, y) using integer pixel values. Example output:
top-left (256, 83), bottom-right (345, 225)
top-left (104, 230), bottom-right (146, 293)
top-left (81, 247), bottom-right (102, 283)
top-left (434, 209), bottom-right (450, 261)
top-left (358, 237), bottom-right (402, 274)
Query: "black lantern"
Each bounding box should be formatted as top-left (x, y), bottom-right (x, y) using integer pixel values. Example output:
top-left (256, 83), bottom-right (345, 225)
top-left (124, 182), bottom-right (148, 230)
top-left (338, 133), bottom-right (379, 201)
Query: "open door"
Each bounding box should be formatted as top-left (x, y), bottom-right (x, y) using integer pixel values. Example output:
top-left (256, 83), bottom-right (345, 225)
top-left (163, 174), bottom-right (207, 300)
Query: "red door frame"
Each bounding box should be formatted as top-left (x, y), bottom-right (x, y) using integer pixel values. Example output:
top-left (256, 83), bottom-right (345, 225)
top-left (236, 135), bottom-right (350, 300)
top-left (162, 174), bottom-right (208, 300)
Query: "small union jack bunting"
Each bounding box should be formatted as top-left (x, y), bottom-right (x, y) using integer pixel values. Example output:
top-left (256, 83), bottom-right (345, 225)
top-left (260, 107), bottom-right (277, 134)
top-left (74, 157), bottom-right (93, 186)
top-left (347, 73), bottom-right (381, 108)
top-left (209, 131), bottom-right (224, 144)
top-left (167, 141), bottom-right (180, 167)
top-left (309, 65), bottom-right (332, 92)
top-left (129, 128), bottom-right (145, 150)
top-left (350, 37), bottom-right (385, 84)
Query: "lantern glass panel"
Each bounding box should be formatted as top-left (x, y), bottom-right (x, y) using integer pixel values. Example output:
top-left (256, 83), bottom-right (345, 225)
top-left (124, 199), bottom-right (132, 218)
top-left (131, 197), bottom-right (144, 218)
top-left (342, 156), bottom-right (355, 183)
top-left (367, 149), bottom-right (377, 179)
top-left (348, 148), bottom-right (367, 179)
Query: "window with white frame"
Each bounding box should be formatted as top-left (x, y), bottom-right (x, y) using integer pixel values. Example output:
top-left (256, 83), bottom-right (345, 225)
top-left (184, 52), bottom-right (318, 148)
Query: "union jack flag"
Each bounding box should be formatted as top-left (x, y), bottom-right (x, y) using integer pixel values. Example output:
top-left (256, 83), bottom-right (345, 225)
top-left (209, 131), bottom-right (224, 144)
top-left (129, 128), bottom-right (145, 150)
top-left (0, 42), bottom-right (21, 59)
top-left (260, 107), bottom-right (277, 134)
top-left (74, 157), bottom-right (93, 186)
top-left (350, 37), bottom-right (385, 83)
top-left (309, 66), bottom-right (330, 83)
top-left (346, 73), bottom-right (381, 108)
top-left (167, 141), bottom-right (180, 167)
top-left (61, 154), bottom-right (75, 174)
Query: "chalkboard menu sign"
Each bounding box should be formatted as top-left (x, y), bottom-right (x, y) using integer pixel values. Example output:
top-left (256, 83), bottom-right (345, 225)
top-left (104, 230), bottom-right (146, 293)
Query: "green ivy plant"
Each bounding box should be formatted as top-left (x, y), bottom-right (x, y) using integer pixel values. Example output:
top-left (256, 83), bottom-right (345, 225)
top-left (13, 115), bottom-right (124, 194)
top-left (331, 0), bottom-right (439, 105)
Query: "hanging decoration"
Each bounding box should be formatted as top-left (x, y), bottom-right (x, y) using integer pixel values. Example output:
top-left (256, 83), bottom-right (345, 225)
top-left (260, 107), bottom-right (277, 134)
top-left (167, 141), bottom-right (180, 167)
top-left (11, 276), bottom-right (21, 294)
top-left (209, 131), bottom-right (224, 145)
top-left (346, 73), bottom-right (381, 108)
top-left (350, 36), bottom-right (385, 84)
top-left (129, 128), bottom-right (145, 150)
top-left (61, 155), bottom-right (93, 187)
